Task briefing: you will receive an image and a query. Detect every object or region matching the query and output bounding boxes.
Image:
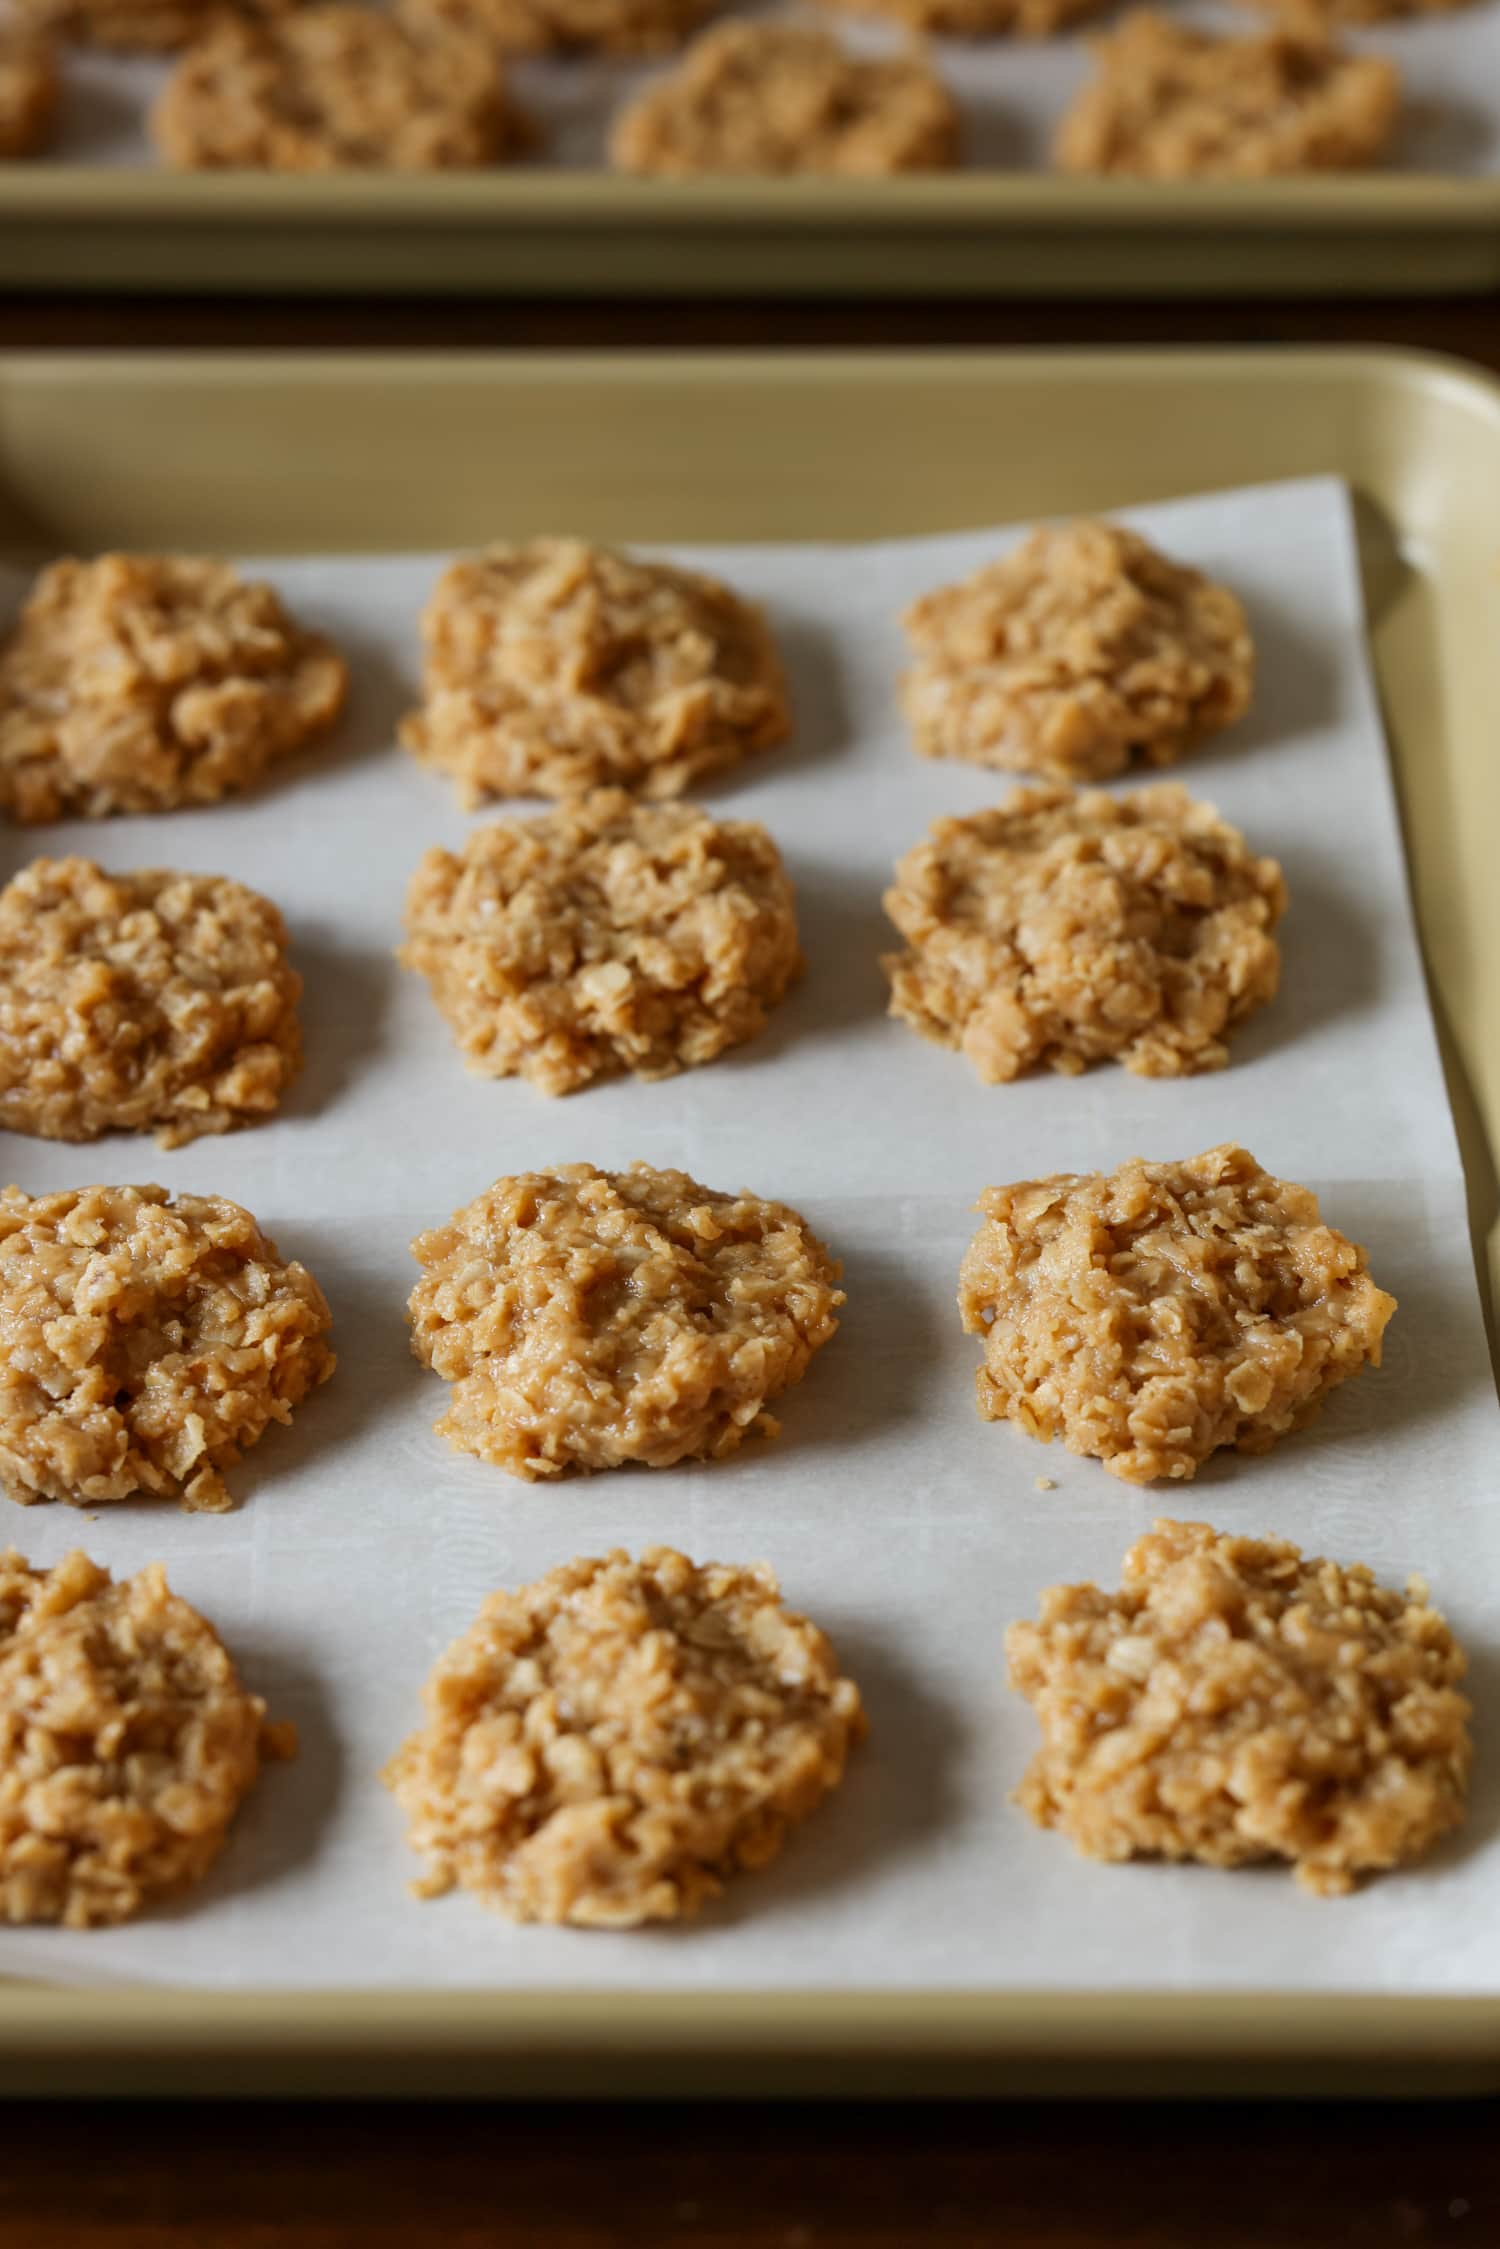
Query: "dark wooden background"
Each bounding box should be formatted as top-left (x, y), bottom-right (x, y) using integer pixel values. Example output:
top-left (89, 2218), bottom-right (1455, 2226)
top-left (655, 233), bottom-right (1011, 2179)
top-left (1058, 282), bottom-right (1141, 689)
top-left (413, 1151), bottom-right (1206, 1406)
top-left (1, 281), bottom-right (1496, 2248)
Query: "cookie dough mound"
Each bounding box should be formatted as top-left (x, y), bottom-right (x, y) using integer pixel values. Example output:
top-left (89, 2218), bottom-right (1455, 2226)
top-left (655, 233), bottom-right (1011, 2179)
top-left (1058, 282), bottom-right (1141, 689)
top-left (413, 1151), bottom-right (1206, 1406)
top-left (402, 790), bottom-right (802, 1096)
top-left (13, 0), bottom-right (293, 53)
top-left (0, 1549), bottom-right (293, 1927)
top-left (611, 22), bottom-right (960, 176)
top-left (400, 539), bottom-right (791, 806)
top-left (0, 555), bottom-right (347, 824)
top-left (384, 1546), bottom-right (866, 1925)
top-left (0, 26), bottom-right (59, 153)
top-left (1054, 12), bottom-right (1399, 179)
top-left (882, 783), bottom-right (1286, 1083)
top-left (958, 1144), bottom-right (1395, 1484)
top-left (404, 0), bottom-right (706, 57)
top-left (0, 858), bottom-right (302, 1150)
top-left (901, 522), bottom-right (1253, 784)
top-left (153, 5), bottom-right (526, 169)
top-left (0, 1184), bottom-right (335, 1514)
top-left (1007, 1520), bottom-right (1471, 1895)
top-left (408, 1163), bottom-right (843, 1478)
top-left (815, 0), bottom-right (1105, 40)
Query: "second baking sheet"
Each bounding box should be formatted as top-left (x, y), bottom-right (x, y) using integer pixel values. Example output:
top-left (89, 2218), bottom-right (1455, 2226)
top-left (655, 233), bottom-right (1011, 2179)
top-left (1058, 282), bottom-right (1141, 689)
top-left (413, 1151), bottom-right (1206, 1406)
top-left (0, 472), bottom-right (1495, 1995)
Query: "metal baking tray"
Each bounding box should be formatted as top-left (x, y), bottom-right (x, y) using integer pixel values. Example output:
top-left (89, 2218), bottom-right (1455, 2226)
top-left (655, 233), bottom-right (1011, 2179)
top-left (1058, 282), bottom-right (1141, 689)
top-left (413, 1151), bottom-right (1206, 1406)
top-left (0, 345), bottom-right (1496, 2095)
top-left (10, 170), bottom-right (1500, 297)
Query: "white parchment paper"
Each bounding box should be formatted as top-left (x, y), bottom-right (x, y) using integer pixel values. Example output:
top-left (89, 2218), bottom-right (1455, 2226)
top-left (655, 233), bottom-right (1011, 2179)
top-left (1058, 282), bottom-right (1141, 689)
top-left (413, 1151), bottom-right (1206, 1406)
top-left (39, 0), bottom-right (1500, 176)
top-left (0, 474), bottom-right (1495, 1995)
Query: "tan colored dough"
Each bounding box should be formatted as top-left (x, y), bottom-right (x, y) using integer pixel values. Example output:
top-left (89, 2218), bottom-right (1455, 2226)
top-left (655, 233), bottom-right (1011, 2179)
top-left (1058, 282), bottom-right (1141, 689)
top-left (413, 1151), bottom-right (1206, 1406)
top-left (0, 857), bottom-right (302, 1149)
top-left (402, 789), bottom-right (801, 1096)
top-left (0, 1184), bottom-right (335, 1513)
top-left (612, 21), bottom-right (960, 176)
top-left (408, 1162), bottom-right (843, 1478)
top-left (1007, 1519), bottom-right (1471, 1895)
top-left (882, 782), bottom-right (1286, 1083)
top-left (400, 538), bottom-right (790, 805)
top-left (0, 1549), bottom-right (294, 1927)
top-left (901, 521), bottom-right (1253, 783)
top-left (0, 554), bottom-right (347, 822)
top-left (384, 1546), bottom-right (866, 1926)
top-left (153, 5), bottom-right (527, 168)
top-left (1055, 12), bottom-right (1400, 179)
top-left (958, 1144), bottom-right (1396, 1484)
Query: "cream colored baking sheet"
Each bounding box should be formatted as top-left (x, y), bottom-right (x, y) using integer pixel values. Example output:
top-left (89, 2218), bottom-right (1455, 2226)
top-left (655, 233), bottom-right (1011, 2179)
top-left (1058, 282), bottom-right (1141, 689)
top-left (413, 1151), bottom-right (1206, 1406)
top-left (0, 472), bottom-right (1495, 1995)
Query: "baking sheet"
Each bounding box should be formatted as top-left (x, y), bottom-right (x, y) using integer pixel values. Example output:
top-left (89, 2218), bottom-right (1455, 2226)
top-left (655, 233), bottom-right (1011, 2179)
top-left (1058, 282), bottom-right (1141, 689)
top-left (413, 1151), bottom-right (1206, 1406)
top-left (0, 473), bottom-right (1495, 1996)
top-left (37, 0), bottom-right (1500, 176)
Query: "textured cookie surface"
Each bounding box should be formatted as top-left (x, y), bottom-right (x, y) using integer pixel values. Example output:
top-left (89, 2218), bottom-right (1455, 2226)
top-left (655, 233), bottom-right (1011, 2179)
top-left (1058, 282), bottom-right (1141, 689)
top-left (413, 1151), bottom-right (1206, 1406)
top-left (400, 538), bottom-right (790, 805)
top-left (883, 783), bottom-right (1285, 1083)
top-left (408, 1163), bottom-right (843, 1478)
top-left (0, 1184), bottom-right (334, 1513)
top-left (0, 1548), bottom-right (292, 1927)
top-left (1007, 1519), bottom-right (1471, 1895)
top-left (402, 789), bottom-right (801, 1095)
top-left (901, 521), bottom-right (1253, 783)
top-left (0, 25), bottom-right (59, 152)
top-left (958, 1144), bottom-right (1395, 1484)
top-left (405, 0), bottom-right (706, 56)
top-left (612, 21), bottom-right (959, 175)
top-left (384, 1546), bottom-right (866, 1925)
top-left (153, 4), bottom-right (524, 167)
top-left (1055, 12), bottom-right (1399, 178)
top-left (0, 857), bottom-right (302, 1149)
top-left (0, 554), bottom-right (347, 822)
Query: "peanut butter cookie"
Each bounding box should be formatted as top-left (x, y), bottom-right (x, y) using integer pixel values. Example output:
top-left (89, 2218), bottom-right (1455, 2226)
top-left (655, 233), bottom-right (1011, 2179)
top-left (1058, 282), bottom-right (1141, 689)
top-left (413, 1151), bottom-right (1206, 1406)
top-left (0, 25), bottom-right (59, 152)
top-left (1007, 1519), bottom-right (1471, 1894)
top-left (958, 1145), bottom-right (1395, 1484)
top-left (0, 857), bottom-right (302, 1149)
top-left (153, 5), bottom-right (527, 168)
top-left (401, 538), bottom-right (790, 805)
top-left (882, 782), bottom-right (1285, 1083)
top-left (0, 1184), bottom-right (335, 1513)
top-left (1055, 12), bottom-right (1400, 178)
top-left (408, 1162), bottom-right (843, 1478)
top-left (901, 521), bottom-right (1253, 783)
top-left (612, 21), bottom-right (960, 176)
top-left (1, 1549), bottom-right (294, 1926)
top-left (384, 1546), bottom-right (866, 1926)
top-left (0, 554), bottom-right (347, 823)
top-left (402, 789), bottom-right (801, 1096)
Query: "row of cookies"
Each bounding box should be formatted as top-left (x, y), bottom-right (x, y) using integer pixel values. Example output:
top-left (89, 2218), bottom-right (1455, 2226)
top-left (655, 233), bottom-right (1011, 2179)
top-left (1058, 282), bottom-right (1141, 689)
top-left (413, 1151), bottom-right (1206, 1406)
top-left (2, 1520), bottom-right (1473, 1930)
top-left (1, 0), bottom-right (1427, 176)
top-left (0, 526), bottom-right (1250, 822)
top-left (0, 772), bottom-right (1284, 1144)
top-left (0, 1140), bottom-right (1396, 1506)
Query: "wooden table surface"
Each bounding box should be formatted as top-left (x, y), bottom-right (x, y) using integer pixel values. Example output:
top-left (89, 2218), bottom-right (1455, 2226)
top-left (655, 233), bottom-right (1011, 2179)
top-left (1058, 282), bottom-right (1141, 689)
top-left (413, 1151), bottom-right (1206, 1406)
top-left (1, 280), bottom-right (1497, 2248)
